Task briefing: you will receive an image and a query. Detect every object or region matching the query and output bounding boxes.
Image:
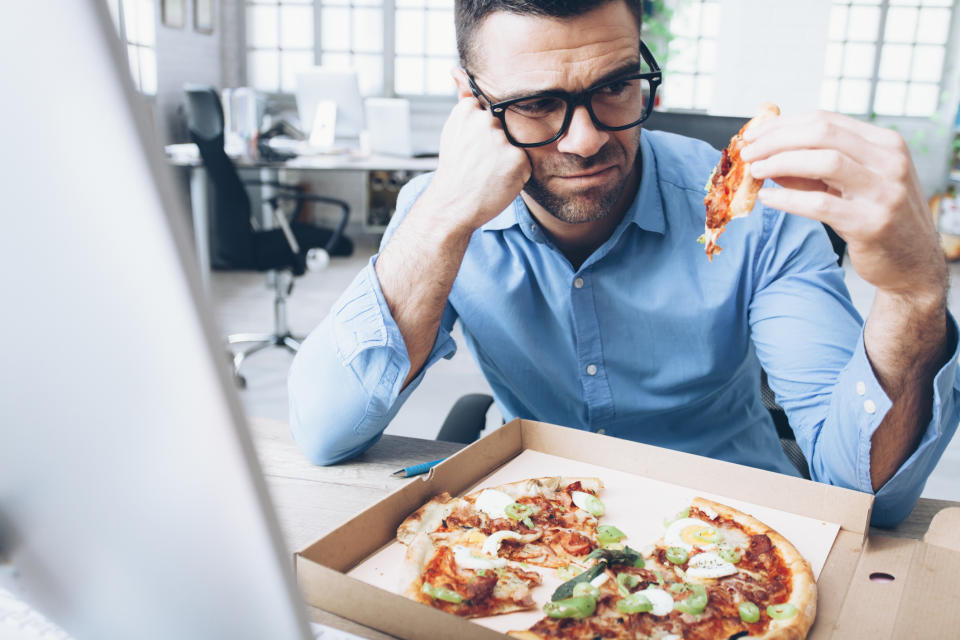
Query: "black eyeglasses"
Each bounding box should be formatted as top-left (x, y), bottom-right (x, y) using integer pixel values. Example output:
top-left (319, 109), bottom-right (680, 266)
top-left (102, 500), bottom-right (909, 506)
top-left (465, 40), bottom-right (662, 148)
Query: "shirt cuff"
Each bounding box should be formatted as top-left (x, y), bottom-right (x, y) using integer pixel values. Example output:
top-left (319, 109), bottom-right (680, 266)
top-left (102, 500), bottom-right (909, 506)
top-left (868, 312), bottom-right (960, 523)
top-left (830, 311), bottom-right (960, 525)
top-left (332, 255), bottom-right (458, 434)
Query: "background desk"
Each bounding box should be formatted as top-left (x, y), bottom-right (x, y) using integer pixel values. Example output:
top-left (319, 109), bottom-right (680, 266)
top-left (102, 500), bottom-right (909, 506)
top-left (248, 417), bottom-right (960, 640)
top-left (167, 149), bottom-right (437, 291)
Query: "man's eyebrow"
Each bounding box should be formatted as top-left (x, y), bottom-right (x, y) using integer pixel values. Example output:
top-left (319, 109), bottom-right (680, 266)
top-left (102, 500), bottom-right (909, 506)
top-left (495, 59), bottom-right (643, 101)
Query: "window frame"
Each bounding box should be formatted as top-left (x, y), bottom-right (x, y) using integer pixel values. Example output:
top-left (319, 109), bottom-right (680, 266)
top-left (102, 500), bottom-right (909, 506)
top-left (657, 0), bottom-right (719, 113)
top-left (244, 0), bottom-right (460, 102)
top-left (109, 0), bottom-right (158, 96)
top-left (822, 0), bottom-right (957, 119)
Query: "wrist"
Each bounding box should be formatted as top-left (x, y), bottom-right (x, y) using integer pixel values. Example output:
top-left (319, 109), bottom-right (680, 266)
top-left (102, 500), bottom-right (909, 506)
top-left (877, 277), bottom-right (947, 318)
top-left (414, 182), bottom-right (487, 240)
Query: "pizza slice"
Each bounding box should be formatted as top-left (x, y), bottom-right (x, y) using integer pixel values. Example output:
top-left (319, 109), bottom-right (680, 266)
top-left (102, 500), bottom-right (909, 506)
top-left (401, 531), bottom-right (543, 618)
top-left (463, 478), bottom-right (604, 568)
top-left (510, 497), bottom-right (816, 640)
top-left (701, 102), bottom-right (781, 260)
top-left (396, 477), bottom-right (606, 618)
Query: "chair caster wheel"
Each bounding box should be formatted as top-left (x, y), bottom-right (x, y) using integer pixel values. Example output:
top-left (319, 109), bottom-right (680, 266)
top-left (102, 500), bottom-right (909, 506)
top-left (234, 374), bottom-right (247, 389)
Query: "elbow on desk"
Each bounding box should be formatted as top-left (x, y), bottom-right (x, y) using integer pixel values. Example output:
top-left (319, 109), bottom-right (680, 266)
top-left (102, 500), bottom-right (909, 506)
top-left (290, 378), bottom-right (377, 466)
top-left (288, 400), bottom-right (370, 466)
top-left (287, 359), bottom-right (377, 466)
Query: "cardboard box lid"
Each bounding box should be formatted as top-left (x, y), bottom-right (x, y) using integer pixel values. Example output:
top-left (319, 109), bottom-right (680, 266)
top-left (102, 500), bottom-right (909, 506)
top-left (828, 508), bottom-right (960, 639)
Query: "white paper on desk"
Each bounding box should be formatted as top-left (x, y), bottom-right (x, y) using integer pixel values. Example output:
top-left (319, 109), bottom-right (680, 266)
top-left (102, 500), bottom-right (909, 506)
top-left (349, 450), bottom-right (841, 636)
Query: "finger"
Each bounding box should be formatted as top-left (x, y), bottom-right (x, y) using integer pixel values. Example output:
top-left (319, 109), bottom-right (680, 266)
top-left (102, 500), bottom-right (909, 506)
top-left (749, 149), bottom-right (877, 194)
top-left (767, 176), bottom-right (829, 193)
top-left (745, 110), bottom-right (899, 149)
top-left (742, 115), bottom-right (885, 171)
top-left (756, 187), bottom-right (857, 229)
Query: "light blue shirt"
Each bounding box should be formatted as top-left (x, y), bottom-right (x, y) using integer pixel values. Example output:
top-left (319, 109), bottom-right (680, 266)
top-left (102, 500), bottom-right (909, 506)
top-left (289, 130), bottom-right (960, 527)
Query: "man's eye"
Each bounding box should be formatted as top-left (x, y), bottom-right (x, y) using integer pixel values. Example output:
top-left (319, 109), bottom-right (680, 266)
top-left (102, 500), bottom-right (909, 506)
top-left (597, 80), bottom-right (634, 96)
top-left (510, 98), bottom-right (563, 116)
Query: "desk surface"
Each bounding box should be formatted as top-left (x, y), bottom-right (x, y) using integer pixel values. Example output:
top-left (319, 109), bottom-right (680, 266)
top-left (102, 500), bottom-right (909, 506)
top-left (248, 417), bottom-right (958, 639)
top-left (166, 144), bottom-right (438, 172)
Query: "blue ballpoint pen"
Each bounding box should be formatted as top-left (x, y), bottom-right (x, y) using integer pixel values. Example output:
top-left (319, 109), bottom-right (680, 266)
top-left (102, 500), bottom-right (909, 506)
top-left (391, 457), bottom-right (447, 477)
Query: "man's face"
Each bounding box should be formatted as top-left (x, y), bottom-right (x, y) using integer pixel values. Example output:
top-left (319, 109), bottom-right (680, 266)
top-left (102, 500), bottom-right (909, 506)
top-left (469, 1), bottom-right (643, 224)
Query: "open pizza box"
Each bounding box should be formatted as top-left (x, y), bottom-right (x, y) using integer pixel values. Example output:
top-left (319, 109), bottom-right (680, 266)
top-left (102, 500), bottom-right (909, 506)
top-left (294, 419), bottom-right (960, 639)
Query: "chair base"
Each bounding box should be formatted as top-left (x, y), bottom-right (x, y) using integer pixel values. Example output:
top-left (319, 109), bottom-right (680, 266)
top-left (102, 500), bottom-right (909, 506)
top-left (226, 269), bottom-right (304, 388)
top-left (227, 332), bottom-right (303, 388)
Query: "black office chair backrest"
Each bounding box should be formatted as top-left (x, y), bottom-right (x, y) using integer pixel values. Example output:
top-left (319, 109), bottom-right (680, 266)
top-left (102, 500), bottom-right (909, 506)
top-left (183, 85), bottom-right (256, 269)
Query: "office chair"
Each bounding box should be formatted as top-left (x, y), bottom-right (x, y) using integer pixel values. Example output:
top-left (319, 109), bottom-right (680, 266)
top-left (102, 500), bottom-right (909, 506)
top-left (183, 86), bottom-right (353, 387)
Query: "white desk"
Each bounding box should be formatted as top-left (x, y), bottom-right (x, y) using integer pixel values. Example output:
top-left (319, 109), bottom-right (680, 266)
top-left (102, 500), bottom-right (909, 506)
top-left (166, 145), bottom-right (437, 290)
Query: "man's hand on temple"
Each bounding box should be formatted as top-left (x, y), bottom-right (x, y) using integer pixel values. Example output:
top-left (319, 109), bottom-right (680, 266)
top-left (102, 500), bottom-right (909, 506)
top-left (426, 86), bottom-right (533, 235)
top-left (741, 110), bottom-right (951, 491)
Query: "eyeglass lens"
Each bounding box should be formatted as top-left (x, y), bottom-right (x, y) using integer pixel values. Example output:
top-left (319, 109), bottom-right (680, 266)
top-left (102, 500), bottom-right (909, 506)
top-left (502, 78), bottom-right (652, 145)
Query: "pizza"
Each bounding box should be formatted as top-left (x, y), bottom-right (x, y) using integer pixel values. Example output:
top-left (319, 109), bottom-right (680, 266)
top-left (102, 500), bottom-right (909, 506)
top-left (701, 102), bottom-right (781, 260)
top-left (397, 484), bottom-right (817, 639)
top-left (510, 497), bottom-right (816, 640)
top-left (397, 477), bottom-right (607, 617)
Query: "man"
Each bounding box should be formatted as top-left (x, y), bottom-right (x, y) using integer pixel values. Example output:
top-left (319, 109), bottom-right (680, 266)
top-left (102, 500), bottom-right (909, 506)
top-left (289, 0), bottom-right (959, 527)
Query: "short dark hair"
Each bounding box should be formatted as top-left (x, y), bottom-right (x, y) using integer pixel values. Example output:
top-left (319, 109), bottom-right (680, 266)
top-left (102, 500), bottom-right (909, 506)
top-left (455, 0), bottom-right (643, 70)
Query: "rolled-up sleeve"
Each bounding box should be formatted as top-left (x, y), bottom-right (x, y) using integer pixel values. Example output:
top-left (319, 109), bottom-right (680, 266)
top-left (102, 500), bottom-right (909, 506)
top-left (819, 322), bottom-right (960, 527)
top-left (287, 173), bottom-right (458, 465)
top-left (749, 204), bottom-right (960, 527)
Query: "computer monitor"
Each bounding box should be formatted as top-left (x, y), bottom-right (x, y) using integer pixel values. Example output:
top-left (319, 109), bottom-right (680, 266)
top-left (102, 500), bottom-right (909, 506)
top-left (0, 2), bottom-right (313, 639)
top-left (295, 67), bottom-right (366, 140)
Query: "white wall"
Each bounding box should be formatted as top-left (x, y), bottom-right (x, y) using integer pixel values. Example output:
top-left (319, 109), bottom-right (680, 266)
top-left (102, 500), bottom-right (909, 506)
top-left (154, 0), bottom-right (223, 143)
top-left (712, 0), bottom-right (833, 116)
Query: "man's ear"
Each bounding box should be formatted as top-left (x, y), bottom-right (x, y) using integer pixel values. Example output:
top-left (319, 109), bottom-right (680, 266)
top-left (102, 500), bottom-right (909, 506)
top-left (450, 67), bottom-right (474, 100)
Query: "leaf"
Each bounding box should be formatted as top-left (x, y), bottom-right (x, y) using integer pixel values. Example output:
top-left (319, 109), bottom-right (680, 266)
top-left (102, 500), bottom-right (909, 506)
top-left (551, 562), bottom-right (607, 602)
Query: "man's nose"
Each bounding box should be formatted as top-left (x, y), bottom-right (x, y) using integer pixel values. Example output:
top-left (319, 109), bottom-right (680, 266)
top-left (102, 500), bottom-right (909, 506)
top-left (555, 105), bottom-right (609, 157)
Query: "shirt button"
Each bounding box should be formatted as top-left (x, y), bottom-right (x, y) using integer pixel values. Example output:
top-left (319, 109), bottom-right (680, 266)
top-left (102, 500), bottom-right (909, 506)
top-left (864, 399), bottom-right (877, 414)
top-left (596, 428), bottom-right (607, 435)
top-left (856, 381), bottom-right (866, 396)
top-left (574, 277), bottom-right (584, 289)
top-left (529, 224), bottom-right (537, 233)
top-left (586, 364), bottom-right (598, 376)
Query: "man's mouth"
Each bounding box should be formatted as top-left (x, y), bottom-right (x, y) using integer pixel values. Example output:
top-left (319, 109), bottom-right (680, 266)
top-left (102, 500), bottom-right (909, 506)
top-left (554, 165), bottom-right (617, 185)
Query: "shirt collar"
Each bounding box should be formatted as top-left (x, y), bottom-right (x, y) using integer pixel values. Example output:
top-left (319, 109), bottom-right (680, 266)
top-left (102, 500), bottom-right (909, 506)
top-left (621, 132), bottom-right (666, 235)
top-left (480, 198), bottom-right (524, 231)
top-left (479, 131), bottom-right (666, 235)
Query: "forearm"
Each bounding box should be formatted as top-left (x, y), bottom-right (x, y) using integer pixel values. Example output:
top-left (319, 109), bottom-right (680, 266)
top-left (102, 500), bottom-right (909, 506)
top-left (863, 286), bottom-right (950, 490)
top-left (375, 186), bottom-right (475, 388)
top-left (288, 309), bottom-right (386, 465)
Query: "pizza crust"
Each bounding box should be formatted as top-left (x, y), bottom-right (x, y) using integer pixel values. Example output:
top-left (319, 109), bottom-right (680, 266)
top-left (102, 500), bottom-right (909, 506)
top-left (463, 476), bottom-right (603, 503)
top-left (692, 497), bottom-right (817, 640)
top-left (396, 492), bottom-right (457, 546)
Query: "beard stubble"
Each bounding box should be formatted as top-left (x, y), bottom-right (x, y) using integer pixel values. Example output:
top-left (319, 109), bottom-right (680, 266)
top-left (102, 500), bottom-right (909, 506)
top-left (522, 133), bottom-right (641, 224)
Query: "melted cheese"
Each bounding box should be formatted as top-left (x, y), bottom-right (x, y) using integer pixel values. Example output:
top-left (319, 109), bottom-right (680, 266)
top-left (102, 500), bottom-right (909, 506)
top-left (453, 545), bottom-right (507, 571)
top-left (482, 530), bottom-right (523, 556)
top-left (641, 587), bottom-right (674, 616)
top-left (474, 489), bottom-right (514, 520)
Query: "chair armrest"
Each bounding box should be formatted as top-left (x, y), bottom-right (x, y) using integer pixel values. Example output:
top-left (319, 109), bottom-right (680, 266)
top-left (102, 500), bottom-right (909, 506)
top-left (241, 179), bottom-right (305, 192)
top-left (275, 192), bottom-right (350, 254)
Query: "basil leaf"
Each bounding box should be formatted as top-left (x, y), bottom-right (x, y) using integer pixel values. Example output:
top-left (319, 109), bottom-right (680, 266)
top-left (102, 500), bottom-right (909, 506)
top-left (551, 561), bottom-right (607, 601)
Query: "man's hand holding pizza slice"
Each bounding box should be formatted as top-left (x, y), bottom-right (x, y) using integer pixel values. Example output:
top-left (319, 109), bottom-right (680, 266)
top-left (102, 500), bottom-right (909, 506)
top-left (739, 109), bottom-right (951, 492)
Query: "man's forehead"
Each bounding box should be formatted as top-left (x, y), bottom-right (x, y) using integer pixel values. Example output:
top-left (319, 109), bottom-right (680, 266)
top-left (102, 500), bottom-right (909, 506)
top-left (471, 3), bottom-right (641, 95)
